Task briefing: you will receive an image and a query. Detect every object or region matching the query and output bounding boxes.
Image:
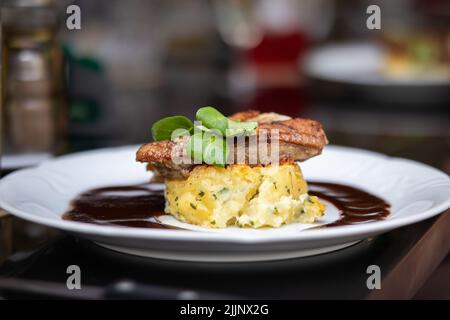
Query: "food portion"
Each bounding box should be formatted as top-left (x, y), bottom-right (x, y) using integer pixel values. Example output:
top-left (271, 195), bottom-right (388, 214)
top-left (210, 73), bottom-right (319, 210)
top-left (380, 32), bottom-right (450, 80)
top-left (166, 163), bottom-right (324, 228)
top-left (136, 107), bottom-right (328, 229)
top-left (137, 109), bottom-right (328, 181)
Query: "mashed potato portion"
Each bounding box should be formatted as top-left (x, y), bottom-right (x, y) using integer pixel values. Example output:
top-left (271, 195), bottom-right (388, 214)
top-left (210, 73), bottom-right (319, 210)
top-left (165, 164), bottom-right (325, 228)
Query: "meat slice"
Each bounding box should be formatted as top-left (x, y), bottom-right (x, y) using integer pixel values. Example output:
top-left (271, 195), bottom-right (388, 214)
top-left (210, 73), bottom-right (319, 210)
top-left (229, 110), bottom-right (291, 123)
top-left (136, 111), bottom-right (328, 180)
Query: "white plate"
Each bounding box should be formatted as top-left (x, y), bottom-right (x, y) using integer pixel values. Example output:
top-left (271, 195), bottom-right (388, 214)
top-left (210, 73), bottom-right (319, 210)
top-left (304, 42), bottom-right (450, 86)
top-left (1, 145), bottom-right (449, 262)
top-left (304, 42), bottom-right (450, 106)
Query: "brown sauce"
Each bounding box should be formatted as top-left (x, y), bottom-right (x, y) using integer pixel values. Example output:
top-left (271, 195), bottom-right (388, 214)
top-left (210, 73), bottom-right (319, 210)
top-left (62, 183), bottom-right (179, 229)
top-left (63, 182), bottom-right (390, 229)
top-left (308, 181), bottom-right (390, 227)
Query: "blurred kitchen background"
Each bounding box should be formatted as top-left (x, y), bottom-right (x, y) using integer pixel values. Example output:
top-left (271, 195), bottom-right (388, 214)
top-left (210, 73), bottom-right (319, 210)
top-left (1, 0), bottom-right (449, 174)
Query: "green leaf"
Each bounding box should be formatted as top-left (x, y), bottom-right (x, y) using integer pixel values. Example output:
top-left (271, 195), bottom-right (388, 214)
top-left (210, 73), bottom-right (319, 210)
top-left (196, 106), bottom-right (258, 137)
top-left (151, 116), bottom-right (193, 141)
top-left (186, 130), bottom-right (230, 167)
top-left (202, 130), bottom-right (229, 167)
top-left (187, 132), bottom-right (204, 163)
top-left (196, 106), bottom-right (229, 136)
top-left (227, 119), bottom-right (257, 136)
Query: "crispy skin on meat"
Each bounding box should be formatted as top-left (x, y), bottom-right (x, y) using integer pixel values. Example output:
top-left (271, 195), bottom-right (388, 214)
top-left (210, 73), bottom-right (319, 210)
top-left (260, 118), bottom-right (328, 152)
top-left (136, 111), bottom-right (328, 180)
top-left (229, 110), bottom-right (291, 123)
top-left (229, 110), bottom-right (261, 121)
top-left (138, 136), bottom-right (192, 181)
top-left (229, 110), bottom-right (328, 159)
top-left (137, 140), bottom-right (175, 166)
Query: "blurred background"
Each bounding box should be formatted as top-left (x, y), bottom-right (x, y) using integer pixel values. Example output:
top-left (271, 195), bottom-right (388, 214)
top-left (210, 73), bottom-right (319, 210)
top-left (1, 0), bottom-right (449, 174)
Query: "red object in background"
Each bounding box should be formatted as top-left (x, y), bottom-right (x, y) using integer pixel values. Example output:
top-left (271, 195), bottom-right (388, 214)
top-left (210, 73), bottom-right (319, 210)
top-left (241, 30), bottom-right (311, 117)
top-left (246, 30), bottom-right (309, 66)
top-left (243, 86), bottom-right (311, 118)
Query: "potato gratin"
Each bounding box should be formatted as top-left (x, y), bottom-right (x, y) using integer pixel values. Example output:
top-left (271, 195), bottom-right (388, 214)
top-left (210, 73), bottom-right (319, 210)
top-left (137, 107), bottom-right (328, 229)
top-left (165, 164), bottom-right (324, 228)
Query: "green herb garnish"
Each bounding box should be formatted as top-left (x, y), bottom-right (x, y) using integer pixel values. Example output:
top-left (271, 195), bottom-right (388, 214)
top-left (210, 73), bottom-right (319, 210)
top-left (151, 116), bottom-right (193, 141)
top-left (187, 129), bottom-right (230, 167)
top-left (196, 107), bottom-right (229, 136)
top-left (201, 132), bottom-right (229, 167)
top-left (196, 106), bottom-right (257, 137)
top-left (187, 132), bottom-right (204, 164)
top-left (227, 118), bottom-right (258, 136)
top-left (218, 187), bottom-right (229, 195)
top-left (150, 106), bottom-right (256, 167)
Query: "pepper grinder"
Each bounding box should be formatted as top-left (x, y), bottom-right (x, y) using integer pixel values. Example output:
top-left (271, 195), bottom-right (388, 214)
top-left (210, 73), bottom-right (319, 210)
top-left (1, 0), bottom-right (66, 165)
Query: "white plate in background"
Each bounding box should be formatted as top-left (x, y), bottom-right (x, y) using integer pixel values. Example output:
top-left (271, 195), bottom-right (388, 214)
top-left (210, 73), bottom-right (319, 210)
top-left (304, 42), bottom-right (450, 86)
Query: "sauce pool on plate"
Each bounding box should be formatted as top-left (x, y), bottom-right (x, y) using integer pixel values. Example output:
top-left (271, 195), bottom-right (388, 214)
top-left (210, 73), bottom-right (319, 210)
top-left (63, 182), bottom-right (390, 229)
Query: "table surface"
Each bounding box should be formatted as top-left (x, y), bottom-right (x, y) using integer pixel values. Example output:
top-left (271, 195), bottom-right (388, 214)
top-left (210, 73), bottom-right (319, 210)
top-left (0, 207), bottom-right (449, 299)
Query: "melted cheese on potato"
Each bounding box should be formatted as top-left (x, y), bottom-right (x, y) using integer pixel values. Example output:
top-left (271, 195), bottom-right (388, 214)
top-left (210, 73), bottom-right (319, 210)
top-left (165, 164), bottom-right (325, 228)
